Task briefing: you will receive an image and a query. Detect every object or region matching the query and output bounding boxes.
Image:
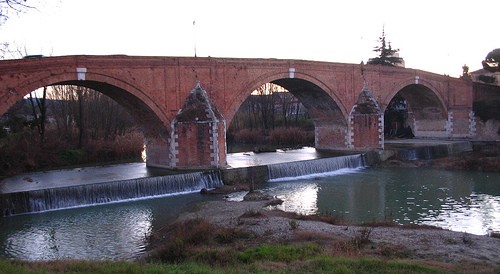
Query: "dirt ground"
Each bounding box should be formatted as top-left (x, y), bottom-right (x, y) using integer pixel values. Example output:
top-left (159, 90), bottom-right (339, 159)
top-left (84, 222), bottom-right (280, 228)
top-left (178, 199), bottom-right (500, 273)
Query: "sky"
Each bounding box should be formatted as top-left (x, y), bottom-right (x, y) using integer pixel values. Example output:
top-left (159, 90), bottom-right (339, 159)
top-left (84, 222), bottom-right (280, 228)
top-left (1, 0), bottom-right (499, 77)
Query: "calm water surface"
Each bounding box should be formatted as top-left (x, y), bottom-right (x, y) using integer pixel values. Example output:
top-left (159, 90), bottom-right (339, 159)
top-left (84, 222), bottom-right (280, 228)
top-left (257, 167), bottom-right (500, 235)
top-left (0, 193), bottom-right (218, 260)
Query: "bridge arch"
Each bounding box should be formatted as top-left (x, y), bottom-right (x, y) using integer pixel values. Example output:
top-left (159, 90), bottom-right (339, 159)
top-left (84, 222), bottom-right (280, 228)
top-left (227, 71), bottom-right (349, 150)
top-left (1, 70), bottom-right (172, 167)
top-left (383, 78), bottom-right (449, 138)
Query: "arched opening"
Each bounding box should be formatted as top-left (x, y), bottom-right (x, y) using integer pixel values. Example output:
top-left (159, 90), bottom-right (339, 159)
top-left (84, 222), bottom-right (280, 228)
top-left (228, 82), bottom-right (314, 152)
top-left (384, 93), bottom-right (413, 138)
top-left (0, 81), bottom-right (169, 176)
top-left (227, 78), bottom-right (347, 153)
top-left (385, 84), bottom-right (447, 139)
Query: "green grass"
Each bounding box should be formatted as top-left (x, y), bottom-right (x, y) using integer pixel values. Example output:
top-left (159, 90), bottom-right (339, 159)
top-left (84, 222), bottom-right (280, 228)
top-left (0, 248), bottom-right (455, 274)
top-left (238, 243), bottom-right (321, 263)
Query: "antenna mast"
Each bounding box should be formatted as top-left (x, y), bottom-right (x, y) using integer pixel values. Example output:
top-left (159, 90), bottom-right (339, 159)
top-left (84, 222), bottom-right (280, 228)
top-left (193, 20), bottom-right (197, 57)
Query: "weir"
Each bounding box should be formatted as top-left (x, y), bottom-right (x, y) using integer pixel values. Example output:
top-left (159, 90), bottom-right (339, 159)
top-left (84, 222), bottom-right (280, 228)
top-left (267, 154), bottom-right (366, 181)
top-left (389, 141), bottom-right (472, 161)
top-left (1, 171), bottom-right (222, 216)
top-left (1, 141), bottom-right (473, 217)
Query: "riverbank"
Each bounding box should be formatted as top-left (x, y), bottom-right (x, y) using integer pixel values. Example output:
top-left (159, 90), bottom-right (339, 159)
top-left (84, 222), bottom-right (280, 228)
top-left (146, 145), bottom-right (500, 273)
top-left (154, 198), bottom-right (499, 273)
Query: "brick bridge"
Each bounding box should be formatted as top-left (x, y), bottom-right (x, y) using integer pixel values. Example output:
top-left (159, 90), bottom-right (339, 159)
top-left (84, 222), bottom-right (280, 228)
top-left (0, 55), bottom-right (479, 169)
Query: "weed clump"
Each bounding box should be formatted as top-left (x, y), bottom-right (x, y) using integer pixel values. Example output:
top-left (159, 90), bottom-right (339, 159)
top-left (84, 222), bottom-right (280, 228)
top-left (149, 218), bottom-right (254, 265)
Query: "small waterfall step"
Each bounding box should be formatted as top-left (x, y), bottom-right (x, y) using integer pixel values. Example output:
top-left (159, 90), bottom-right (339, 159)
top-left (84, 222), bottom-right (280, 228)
top-left (1, 170), bottom-right (223, 216)
top-left (267, 154), bottom-right (366, 181)
top-left (388, 140), bottom-right (473, 161)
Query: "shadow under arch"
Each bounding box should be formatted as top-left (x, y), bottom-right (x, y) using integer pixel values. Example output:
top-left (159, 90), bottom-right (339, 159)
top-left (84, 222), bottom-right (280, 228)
top-left (52, 79), bottom-right (172, 167)
top-left (231, 75), bottom-right (349, 149)
top-left (384, 83), bottom-right (449, 138)
top-left (55, 80), bottom-right (169, 139)
top-left (3, 72), bottom-right (173, 167)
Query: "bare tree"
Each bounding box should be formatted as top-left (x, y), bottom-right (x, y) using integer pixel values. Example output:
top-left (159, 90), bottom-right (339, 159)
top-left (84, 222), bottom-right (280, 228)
top-left (0, 0), bottom-right (32, 25)
top-left (27, 86), bottom-right (47, 143)
top-left (47, 85), bottom-right (136, 147)
top-left (254, 83), bottom-right (276, 130)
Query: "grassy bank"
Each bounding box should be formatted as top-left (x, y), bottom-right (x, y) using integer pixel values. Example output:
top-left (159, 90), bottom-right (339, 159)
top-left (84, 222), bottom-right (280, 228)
top-left (0, 218), bottom-right (464, 273)
top-left (0, 252), bottom-right (447, 274)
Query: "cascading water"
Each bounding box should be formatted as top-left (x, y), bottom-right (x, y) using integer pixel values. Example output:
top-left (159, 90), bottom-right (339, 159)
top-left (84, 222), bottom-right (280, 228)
top-left (395, 141), bottom-right (473, 161)
top-left (2, 171), bottom-right (223, 216)
top-left (267, 154), bottom-right (366, 181)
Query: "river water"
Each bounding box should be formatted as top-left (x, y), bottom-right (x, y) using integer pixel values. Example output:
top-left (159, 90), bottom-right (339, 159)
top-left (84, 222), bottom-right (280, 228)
top-left (0, 148), bottom-right (499, 260)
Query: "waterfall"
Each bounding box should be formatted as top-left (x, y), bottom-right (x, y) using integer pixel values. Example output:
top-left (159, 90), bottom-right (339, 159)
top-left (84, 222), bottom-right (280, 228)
top-left (267, 154), bottom-right (366, 181)
top-left (2, 171), bottom-right (223, 216)
top-left (395, 141), bottom-right (473, 161)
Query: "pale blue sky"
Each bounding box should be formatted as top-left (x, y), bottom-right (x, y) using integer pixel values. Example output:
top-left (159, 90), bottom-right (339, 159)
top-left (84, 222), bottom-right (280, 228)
top-left (2, 0), bottom-right (499, 77)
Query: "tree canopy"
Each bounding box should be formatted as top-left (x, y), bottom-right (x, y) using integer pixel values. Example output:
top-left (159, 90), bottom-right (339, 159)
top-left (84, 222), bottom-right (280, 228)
top-left (367, 28), bottom-right (403, 66)
top-left (482, 48), bottom-right (500, 72)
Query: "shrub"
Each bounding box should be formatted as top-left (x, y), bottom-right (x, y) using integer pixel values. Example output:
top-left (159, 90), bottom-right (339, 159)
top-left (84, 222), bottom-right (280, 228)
top-left (350, 227), bottom-right (373, 249)
top-left (269, 127), bottom-right (307, 146)
top-left (112, 131), bottom-right (144, 159)
top-left (0, 127), bottom-right (144, 177)
top-left (293, 212), bottom-right (347, 226)
top-left (150, 218), bottom-right (254, 264)
top-left (289, 219), bottom-right (299, 230)
top-left (59, 149), bottom-right (86, 164)
top-left (239, 208), bottom-right (264, 218)
top-left (156, 237), bottom-right (187, 263)
top-left (233, 129), bottom-right (265, 144)
top-left (214, 228), bottom-right (253, 244)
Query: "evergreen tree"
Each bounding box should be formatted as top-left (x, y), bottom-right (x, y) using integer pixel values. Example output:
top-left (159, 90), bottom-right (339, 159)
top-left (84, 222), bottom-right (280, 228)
top-left (482, 48), bottom-right (500, 72)
top-left (367, 27), bottom-right (403, 66)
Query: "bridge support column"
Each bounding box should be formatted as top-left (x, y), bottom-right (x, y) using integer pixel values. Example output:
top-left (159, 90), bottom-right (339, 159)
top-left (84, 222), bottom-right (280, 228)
top-left (315, 123), bottom-right (347, 150)
top-left (347, 87), bottom-right (383, 150)
top-left (170, 82), bottom-right (227, 169)
top-left (447, 108), bottom-right (476, 138)
top-left (145, 136), bottom-right (171, 168)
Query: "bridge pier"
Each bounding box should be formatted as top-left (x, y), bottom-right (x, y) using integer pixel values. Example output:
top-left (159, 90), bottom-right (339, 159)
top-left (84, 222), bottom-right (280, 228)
top-left (169, 82), bottom-right (227, 169)
top-left (315, 123), bottom-right (347, 150)
top-left (144, 137), bottom-right (171, 169)
top-left (347, 87), bottom-right (384, 150)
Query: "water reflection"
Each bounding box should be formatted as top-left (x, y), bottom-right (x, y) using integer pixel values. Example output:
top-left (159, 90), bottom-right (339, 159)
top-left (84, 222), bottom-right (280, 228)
top-left (1, 206), bottom-right (152, 260)
top-left (422, 193), bottom-right (500, 235)
top-left (227, 147), bottom-right (321, 168)
top-left (264, 168), bottom-right (500, 235)
top-left (0, 193), bottom-right (214, 260)
top-left (268, 182), bottom-right (319, 215)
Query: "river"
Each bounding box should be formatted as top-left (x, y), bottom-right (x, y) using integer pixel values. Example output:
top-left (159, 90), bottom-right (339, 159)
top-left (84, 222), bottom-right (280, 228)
top-left (0, 147), bottom-right (499, 260)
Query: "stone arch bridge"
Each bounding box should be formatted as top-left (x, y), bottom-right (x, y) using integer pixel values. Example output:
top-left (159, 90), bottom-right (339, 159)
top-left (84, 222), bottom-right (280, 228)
top-left (0, 55), bottom-right (477, 169)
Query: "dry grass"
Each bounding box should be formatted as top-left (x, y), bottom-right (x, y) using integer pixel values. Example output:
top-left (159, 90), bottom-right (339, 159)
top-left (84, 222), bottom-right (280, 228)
top-left (233, 128), bottom-right (265, 144)
top-left (148, 218), bottom-right (254, 265)
top-left (292, 230), bottom-right (333, 243)
top-left (269, 127), bottom-right (308, 146)
top-left (267, 210), bottom-right (348, 226)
